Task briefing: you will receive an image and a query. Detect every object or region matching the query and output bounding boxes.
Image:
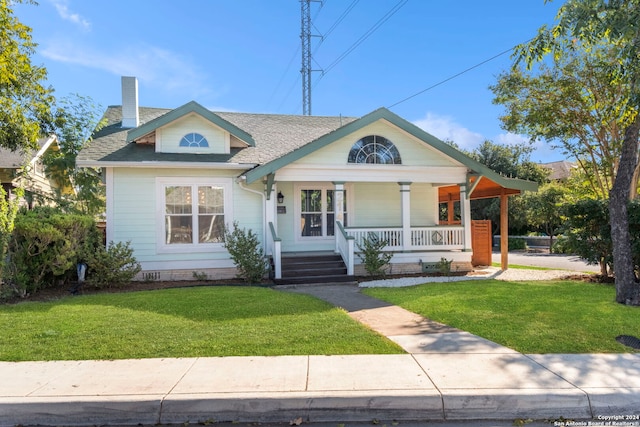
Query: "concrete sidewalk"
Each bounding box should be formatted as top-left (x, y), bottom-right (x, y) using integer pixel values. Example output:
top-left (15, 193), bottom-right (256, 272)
top-left (2, 279), bottom-right (639, 426)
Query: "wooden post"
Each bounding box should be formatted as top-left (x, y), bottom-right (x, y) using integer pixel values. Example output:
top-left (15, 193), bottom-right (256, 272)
top-left (500, 191), bottom-right (509, 270)
top-left (447, 198), bottom-right (454, 224)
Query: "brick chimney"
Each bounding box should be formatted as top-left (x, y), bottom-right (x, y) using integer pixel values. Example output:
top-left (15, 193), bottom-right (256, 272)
top-left (121, 76), bottom-right (139, 128)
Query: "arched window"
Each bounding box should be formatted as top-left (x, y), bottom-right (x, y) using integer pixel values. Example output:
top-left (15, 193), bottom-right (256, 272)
top-left (347, 135), bottom-right (401, 164)
top-left (179, 132), bottom-right (209, 148)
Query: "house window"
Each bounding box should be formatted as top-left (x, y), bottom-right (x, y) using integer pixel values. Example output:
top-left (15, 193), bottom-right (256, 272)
top-left (158, 178), bottom-right (232, 252)
top-left (299, 187), bottom-right (347, 238)
top-left (347, 135), bottom-right (401, 164)
top-left (179, 132), bottom-right (209, 148)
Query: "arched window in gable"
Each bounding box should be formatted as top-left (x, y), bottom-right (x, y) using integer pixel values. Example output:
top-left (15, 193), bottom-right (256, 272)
top-left (347, 135), bottom-right (401, 164)
top-left (179, 132), bottom-right (209, 148)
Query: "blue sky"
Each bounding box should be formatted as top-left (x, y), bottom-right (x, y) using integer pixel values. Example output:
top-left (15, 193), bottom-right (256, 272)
top-left (15, 0), bottom-right (565, 162)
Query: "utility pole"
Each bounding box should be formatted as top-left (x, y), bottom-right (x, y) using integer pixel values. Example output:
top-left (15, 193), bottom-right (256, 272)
top-left (300, 0), bottom-right (321, 116)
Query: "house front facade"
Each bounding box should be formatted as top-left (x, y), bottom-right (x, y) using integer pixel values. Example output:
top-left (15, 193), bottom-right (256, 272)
top-left (77, 77), bottom-right (536, 282)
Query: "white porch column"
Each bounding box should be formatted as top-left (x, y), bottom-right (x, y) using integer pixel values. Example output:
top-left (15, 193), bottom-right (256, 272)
top-left (333, 182), bottom-right (345, 253)
top-left (265, 184), bottom-right (276, 255)
top-left (459, 184), bottom-right (472, 251)
top-left (399, 182), bottom-right (411, 250)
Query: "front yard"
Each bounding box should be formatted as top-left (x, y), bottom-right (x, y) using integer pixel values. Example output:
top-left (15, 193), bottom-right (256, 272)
top-left (0, 286), bottom-right (403, 361)
top-left (363, 279), bottom-right (640, 353)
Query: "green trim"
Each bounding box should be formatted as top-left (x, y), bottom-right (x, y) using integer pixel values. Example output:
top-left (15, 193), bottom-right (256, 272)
top-left (265, 173), bottom-right (275, 200)
top-left (243, 107), bottom-right (538, 194)
top-left (126, 101), bottom-right (255, 146)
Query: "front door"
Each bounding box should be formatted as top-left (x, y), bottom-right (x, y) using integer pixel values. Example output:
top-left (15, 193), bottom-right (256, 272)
top-left (296, 184), bottom-right (347, 241)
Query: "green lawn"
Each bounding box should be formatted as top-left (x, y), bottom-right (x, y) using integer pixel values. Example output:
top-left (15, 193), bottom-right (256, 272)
top-left (0, 286), bottom-right (403, 361)
top-left (363, 279), bottom-right (640, 353)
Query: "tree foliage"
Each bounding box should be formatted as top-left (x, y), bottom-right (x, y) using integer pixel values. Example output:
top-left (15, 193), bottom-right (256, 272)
top-left (45, 94), bottom-right (106, 216)
top-left (0, 0), bottom-right (54, 152)
top-left (465, 140), bottom-right (548, 235)
top-left (522, 182), bottom-right (569, 251)
top-left (505, 0), bottom-right (640, 304)
top-left (492, 44), bottom-right (633, 199)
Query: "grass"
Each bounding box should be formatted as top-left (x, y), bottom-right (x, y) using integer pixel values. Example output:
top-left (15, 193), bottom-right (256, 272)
top-left (0, 286), bottom-right (403, 361)
top-left (363, 279), bottom-right (640, 354)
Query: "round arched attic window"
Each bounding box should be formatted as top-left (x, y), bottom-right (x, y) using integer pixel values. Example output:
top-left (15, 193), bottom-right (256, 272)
top-left (179, 132), bottom-right (209, 148)
top-left (347, 135), bottom-right (401, 164)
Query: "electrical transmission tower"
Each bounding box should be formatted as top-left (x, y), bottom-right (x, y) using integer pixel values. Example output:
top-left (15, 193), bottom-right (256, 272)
top-left (300, 0), bottom-right (321, 116)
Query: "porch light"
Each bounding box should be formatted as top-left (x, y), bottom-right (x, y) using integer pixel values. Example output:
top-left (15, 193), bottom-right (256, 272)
top-left (277, 191), bottom-right (284, 204)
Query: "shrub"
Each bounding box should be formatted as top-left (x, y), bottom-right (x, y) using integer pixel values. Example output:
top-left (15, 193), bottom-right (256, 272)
top-left (85, 241), bottom-right (141, 288)
top-left (223, 222), bottom-right (268, 283)
top-left (357, 233), bottom-right (393, 277)
top-left (5, 208), bottom-right (99, 296)
top-left (507, 237), bottom-right (527, 251)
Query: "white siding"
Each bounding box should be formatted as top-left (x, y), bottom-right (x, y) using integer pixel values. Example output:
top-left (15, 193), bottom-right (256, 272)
top-left (156, 113), bottom-right (228, 154)
top-left (111, 168), bottom-right (263, 268)
top-left (294, 120), bottom-right (459, 167)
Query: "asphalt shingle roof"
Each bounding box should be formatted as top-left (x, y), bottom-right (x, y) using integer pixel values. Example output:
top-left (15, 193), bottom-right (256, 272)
top-left (0, 138), bottom-right (50, 168)
top-left (77, 106), bottom-right (358, 166)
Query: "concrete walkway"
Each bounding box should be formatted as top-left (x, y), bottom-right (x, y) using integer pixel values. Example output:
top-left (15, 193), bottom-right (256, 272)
top-left (2, 261), bottom-right (639, 426)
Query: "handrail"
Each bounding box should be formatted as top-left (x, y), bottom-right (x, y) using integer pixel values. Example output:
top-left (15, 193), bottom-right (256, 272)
top-left (335, 220), bottom-right (355, 275)
top-left (268, 222), bottom-right (282, 279)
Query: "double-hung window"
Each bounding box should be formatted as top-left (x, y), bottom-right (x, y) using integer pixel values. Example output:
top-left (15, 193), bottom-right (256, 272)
top-left (157, 177), bottom-right (232, 252)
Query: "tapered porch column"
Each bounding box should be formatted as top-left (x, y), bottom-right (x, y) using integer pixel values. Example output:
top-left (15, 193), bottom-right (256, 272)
top-left (333, 182), bottom-right (345, 253)
top-left (459, 184), bottom-right (472, 251)
top-left (399, 182), bottom-right (411, 250)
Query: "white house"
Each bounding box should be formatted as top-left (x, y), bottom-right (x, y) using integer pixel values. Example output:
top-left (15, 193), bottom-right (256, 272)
top-left (77, 77), bottom-right (537, 283)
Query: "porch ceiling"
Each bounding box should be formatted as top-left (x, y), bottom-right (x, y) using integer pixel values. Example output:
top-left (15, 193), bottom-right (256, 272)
top-left (438, 175), bottom-right (524, 202)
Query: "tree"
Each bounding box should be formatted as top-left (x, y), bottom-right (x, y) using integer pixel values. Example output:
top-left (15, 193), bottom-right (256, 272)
top-left (0, 0), bottom-right (54, 152)
top-left (505, 0), bottom-right (640, 305)
top-left (465, 140), bottom-right (549, 235)
top-left (45, 94), bottom-right (106, 216)
top-left (492, 44), bottom-right (632, 200)
top-left (523, 182), bottom-right (568, 251)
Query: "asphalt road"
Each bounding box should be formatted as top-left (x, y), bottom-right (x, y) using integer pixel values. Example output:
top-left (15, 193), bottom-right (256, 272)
top-left (493, 251), bottom-right (601, 273)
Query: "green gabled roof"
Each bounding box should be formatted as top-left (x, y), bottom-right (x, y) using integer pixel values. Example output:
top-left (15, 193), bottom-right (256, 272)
top-left (243, 107), bottom-right (537, 193)
top-left (126, 101), bottom-right (255, 146)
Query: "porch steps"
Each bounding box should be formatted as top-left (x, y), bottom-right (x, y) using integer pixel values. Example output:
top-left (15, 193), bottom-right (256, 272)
top-left (273, 254), bottom-right (356, 286)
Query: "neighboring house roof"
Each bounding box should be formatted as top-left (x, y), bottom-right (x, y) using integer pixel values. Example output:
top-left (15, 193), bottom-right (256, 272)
top-left (540, 160), bottom-right (575, 181)
top-left (77, 104), bottom-right (537, 197)
top-left (0, 136), bottom-right (56, 169)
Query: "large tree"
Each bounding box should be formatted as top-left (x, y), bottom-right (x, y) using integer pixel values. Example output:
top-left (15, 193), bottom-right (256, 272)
top-left (508, 0), bottom-right (640, 304)
top-left (491, 44), bottom-right (632, 200)
top-left (0, 0), bottom-right (54, 152)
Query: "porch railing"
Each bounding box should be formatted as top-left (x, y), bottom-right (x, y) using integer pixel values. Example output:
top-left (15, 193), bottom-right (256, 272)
top-left (335, 220), bottom-right (355, 275)
top-left (268, 222), bottom-right (282, 279)
top-left (346, 225), bottom-right (464, 251)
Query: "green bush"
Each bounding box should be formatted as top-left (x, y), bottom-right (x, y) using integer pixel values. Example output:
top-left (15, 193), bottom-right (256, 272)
top-left (223, 222), bottom-right (268, 283)
top-left (85, 241), bottom-right (141, 289)
top-left (357, 233), bottom-right (393, 277)
top-left (5, 208), bottom-right (99, 296)
top-left (508, 237), bottom-right (527, 251)
top-left (1, 208), bottom-right (141, 299)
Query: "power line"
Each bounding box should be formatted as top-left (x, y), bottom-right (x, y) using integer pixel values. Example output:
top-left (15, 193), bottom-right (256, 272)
top-left (386, 42), bottom-right (531, 109)
top-left (319, 0), bottom-right (408, 78)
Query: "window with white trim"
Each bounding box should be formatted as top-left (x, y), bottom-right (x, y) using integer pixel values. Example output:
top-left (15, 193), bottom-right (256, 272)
top-left (158, 178), bottom-right (232, 251)
top-left (179, 132), bottom-right (209, 148)
top-left (347, 135), bottom-right (401, 164)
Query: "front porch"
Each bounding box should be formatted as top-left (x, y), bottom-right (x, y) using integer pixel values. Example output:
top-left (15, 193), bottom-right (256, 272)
top-left (269, 221), bottom-right (470, 282)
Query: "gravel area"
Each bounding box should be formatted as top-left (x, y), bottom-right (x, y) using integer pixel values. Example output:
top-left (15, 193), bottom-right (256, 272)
top-left (359, 267), bottom-right (593, 288)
